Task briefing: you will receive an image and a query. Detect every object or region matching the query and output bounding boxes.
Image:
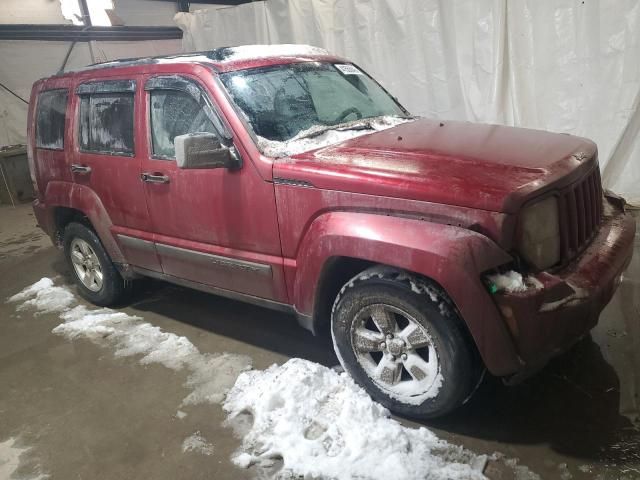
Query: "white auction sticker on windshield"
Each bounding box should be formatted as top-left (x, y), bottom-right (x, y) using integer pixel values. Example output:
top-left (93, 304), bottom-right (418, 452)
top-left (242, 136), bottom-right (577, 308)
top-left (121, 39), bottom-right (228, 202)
top-left (335, 64), bottom-right (363, 75)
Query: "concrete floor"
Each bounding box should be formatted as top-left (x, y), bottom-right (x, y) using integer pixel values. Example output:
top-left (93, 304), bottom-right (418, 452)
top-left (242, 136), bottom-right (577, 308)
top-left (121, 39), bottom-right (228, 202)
top-left (1, 203), bottom-right (639, 480)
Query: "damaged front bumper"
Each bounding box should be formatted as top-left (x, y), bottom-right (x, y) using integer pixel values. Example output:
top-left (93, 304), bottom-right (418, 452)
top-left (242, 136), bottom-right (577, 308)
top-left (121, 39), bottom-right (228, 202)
top-left (491, 197), bottom-right (636, 381)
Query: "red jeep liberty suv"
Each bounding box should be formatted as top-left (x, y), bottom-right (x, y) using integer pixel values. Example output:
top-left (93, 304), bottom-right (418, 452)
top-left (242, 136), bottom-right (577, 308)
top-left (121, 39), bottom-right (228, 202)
top-left (28, 45), bottom-right (635, 418)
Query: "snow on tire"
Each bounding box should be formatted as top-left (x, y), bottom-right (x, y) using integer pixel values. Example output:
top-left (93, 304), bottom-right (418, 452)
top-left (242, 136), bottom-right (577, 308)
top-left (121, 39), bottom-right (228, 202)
top-left (331, 266), bottom-right (481, 418)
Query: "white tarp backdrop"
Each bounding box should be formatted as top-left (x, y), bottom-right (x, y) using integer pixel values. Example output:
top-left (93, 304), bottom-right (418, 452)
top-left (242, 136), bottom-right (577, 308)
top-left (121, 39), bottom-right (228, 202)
top-left (176, 0), bottom-right (640, 204)
top-left (0, 39), bottom-right (182, 146)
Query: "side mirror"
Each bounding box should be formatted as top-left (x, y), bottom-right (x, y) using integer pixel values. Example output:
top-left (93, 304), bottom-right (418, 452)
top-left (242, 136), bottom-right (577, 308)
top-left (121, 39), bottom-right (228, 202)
top-left (174, 132), bottom-right (241, 170)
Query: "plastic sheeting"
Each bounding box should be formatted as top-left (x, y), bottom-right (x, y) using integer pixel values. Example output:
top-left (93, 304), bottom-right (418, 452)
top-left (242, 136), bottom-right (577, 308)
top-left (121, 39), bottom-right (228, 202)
top-left (175, 0), bottom-right (640, 203)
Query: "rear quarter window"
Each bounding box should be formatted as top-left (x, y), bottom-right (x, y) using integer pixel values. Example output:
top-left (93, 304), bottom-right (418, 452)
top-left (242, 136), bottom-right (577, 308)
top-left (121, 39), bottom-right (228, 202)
top-left (36, 89), bottom-right (68, 150)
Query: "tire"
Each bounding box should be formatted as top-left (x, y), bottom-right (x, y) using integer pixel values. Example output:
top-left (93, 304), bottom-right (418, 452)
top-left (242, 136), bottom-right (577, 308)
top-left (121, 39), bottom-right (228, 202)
top-left (331, 266), bottom-right (481, 418)
top-left (63, 222), bottom-right (131, 306)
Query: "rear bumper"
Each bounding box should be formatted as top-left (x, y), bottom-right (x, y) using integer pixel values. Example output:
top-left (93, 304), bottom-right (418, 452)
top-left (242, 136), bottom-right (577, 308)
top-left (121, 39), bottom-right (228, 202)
top-left (492, 198), bottom-right (635, 377)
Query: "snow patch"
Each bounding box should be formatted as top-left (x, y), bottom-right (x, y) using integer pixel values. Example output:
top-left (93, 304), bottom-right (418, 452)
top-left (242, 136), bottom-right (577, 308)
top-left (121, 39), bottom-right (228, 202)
top-left (557, 462), bottom-right (572, 480)
top-left (262, 116), bottom-right (412, 157)
top-left (182, 432), bottom-right (214, 456)
top-left (10, 278), bottom-right (251, 407)
top-left (222, 44), bottom-right (329, 62)
top-left (224, 359), bottom-right (486, 480)
top-left (8, 278), bottom-right (75, 314)
top-left (175, 410), bottom-right (187, 419)
top-left (487, 271), bottom-right (543, 294)
top-left (0, 437), bottom-right (48, 480)
top-left (502, 456), bottom-right (542, 480)
top-left (487, 453), bottom-right (543, 480)
top-left (539, 281), bottom-right (588, 312)
top-left (9, 278), bottom-right (499, 479)
top-left (232, 452), bottom-right (253, 468)
top-left (578, 464), bottom-right (592, 473)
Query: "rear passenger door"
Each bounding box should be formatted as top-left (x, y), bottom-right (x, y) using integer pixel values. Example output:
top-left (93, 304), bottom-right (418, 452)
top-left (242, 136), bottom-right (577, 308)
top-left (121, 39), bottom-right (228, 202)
top-left (72, 77), bottom-right (161, 271)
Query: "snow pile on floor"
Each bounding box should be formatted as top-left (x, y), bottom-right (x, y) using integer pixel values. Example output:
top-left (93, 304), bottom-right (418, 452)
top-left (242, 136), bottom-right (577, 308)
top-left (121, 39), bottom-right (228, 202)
top-left (259, 116), bottom-right (412, 158)
top-left (8, 278), bottom-right (75, 314)
top-left (8, 278), bottom-right (251, 407)
top-left (9, 278), bottom-right (495, 479)
top-left (224, 358), bottom-right (486, 480)
top-left (487, 271), bottom-right (543, 294)
top-left (0, 437), bottom-right (48, 480)
top-left (182, 432), bottom-right (214, 456)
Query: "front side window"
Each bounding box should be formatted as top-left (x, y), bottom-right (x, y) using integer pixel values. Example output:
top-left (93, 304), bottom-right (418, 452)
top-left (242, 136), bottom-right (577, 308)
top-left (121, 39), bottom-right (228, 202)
top-left (36, 89), bottom-right (68, 149)
top-left (149, 89), bottom-right (216, 159)
top-left (219, 62), bottom-right (407, 142)
top-left (79, 92), bottom-right (134, 155)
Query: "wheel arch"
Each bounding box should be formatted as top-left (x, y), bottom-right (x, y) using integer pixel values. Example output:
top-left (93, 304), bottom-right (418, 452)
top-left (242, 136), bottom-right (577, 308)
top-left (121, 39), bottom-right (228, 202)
top-left (293, 211), bottom-right (521, 376)
top-left (45, 180), bottom-right (125, 263)
top-left (53, 206), bottom-right (89, 242)
top-left (309, 256), bottom-right (375, 334)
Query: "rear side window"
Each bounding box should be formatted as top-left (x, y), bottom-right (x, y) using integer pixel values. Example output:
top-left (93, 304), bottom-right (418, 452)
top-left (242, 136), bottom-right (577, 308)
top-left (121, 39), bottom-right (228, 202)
top-left (78, 88), bottom-right (134, 155)
top-left (36, 89), bottom-right (68, 150)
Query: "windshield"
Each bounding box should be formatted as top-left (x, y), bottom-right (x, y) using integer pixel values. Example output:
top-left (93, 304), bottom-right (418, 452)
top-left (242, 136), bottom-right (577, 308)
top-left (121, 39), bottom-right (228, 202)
top-left (219, 62), bottom-right (408, 144)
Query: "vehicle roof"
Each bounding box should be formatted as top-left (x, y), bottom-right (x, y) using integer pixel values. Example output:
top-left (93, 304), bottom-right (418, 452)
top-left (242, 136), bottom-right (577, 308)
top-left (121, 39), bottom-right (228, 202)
top-left (45, 44), bottom-right (347, 81)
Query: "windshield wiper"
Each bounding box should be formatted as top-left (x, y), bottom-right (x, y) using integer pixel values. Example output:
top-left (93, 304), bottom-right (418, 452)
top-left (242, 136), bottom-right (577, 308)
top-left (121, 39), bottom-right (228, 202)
top-left (294, 115), bottom-right (414, 141)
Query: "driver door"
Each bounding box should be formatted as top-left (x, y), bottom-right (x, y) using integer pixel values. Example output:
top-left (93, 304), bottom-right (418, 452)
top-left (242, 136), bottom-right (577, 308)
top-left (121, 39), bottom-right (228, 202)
top-left (140, 74), bottom-right (287, 302)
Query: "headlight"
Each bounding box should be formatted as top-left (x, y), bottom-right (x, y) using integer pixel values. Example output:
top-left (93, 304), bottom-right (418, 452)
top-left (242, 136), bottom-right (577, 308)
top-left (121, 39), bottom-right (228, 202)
top-left (518, 196), bottom-right (561, 270)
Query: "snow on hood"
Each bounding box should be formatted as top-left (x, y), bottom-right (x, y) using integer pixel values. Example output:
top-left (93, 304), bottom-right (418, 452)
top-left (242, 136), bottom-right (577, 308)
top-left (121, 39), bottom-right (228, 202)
top-left (224, 359), bottom-right (487, 480)
top-left (259, 116), bottom-right (414, 158)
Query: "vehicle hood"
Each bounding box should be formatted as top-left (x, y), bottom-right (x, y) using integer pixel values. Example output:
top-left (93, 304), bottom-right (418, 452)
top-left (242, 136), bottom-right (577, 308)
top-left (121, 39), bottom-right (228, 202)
top-left (273, 118), bottom-right (598, 213)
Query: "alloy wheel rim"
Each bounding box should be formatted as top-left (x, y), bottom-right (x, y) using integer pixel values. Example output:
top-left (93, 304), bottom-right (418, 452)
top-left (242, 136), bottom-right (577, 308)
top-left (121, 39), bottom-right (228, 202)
top-left (350, 303), bottom-right (440, 402)
top-left (70, 238), bottom-right (104, 292)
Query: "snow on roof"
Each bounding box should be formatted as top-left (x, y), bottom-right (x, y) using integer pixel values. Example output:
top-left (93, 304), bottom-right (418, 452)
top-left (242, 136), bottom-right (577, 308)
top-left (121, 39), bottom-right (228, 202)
top-left (219, 44), bottom-right (331, 62)
top-left (65, 44), bottom-right (332, 76)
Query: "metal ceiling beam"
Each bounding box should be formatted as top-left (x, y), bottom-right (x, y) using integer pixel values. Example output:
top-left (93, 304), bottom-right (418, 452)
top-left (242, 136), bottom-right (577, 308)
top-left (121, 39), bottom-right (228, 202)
top-left (0, 25), bottom-right (183, 42)
top-left (164, 0), bottom-right (254, 4)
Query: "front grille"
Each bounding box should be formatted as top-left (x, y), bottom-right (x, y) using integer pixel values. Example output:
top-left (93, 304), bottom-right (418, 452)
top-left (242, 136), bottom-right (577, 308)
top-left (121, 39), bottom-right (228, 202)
top-left (558, 167), bottom-right (603, 263)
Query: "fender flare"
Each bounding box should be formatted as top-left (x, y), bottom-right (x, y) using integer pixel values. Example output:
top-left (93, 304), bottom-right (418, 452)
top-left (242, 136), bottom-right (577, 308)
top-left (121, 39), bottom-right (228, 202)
top-left (292, 211), bottom-right (520, 376)
top-left (45, 180), bottom-right (126, 264)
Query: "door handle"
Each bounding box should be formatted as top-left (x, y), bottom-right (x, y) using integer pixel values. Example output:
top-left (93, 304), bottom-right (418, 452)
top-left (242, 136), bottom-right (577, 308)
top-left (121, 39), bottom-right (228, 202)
top-left (70, 164), bottom-right (92, 174)
top-left (141, 172), bottom-right (170, 184)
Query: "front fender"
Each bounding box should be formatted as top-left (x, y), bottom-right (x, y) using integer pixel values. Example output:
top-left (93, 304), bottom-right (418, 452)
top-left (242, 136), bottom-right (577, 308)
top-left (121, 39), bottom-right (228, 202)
top-left (293, 211), bottom-right (520, 376)
top-left (45, 180), bottom-right (125, 263)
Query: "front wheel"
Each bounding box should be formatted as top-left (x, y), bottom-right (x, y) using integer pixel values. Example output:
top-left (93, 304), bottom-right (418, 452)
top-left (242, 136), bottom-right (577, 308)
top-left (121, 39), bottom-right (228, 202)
top-left (63, 222), bottom-right (131, 306)
top-left (331, 267), bottom-right (482, 418)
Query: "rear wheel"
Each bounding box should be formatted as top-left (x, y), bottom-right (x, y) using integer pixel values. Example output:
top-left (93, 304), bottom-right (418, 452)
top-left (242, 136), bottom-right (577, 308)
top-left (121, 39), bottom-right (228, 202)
top-left (331, 267), bottom-right (482, 418)
top-left (63, 222), bottom-right (131, 306)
